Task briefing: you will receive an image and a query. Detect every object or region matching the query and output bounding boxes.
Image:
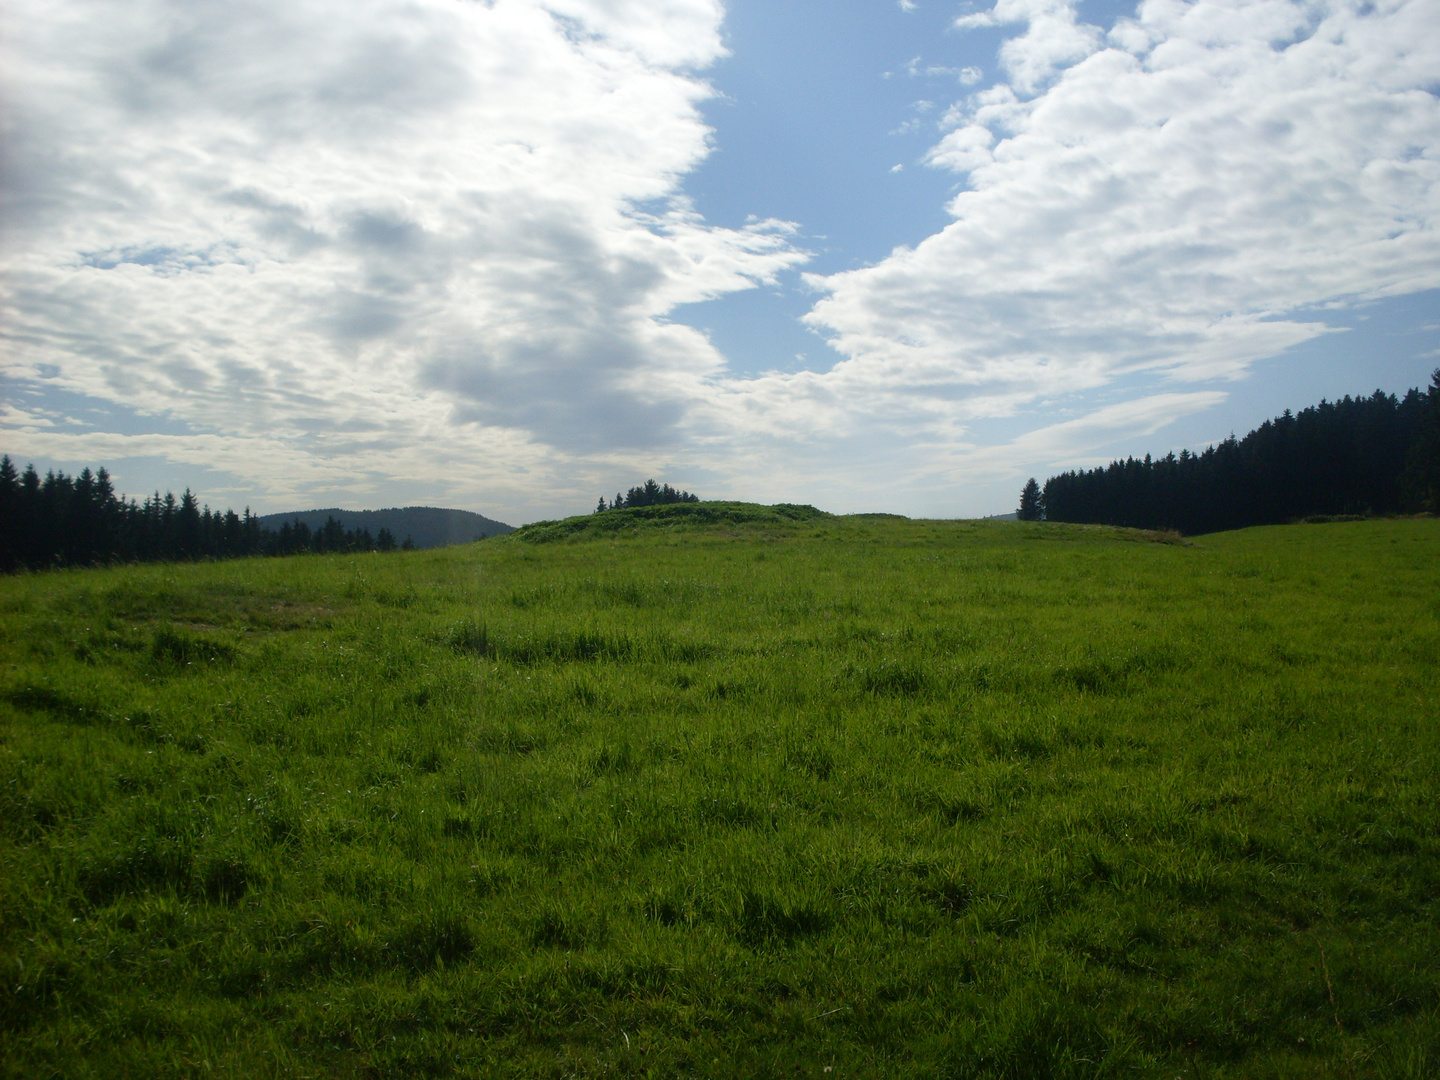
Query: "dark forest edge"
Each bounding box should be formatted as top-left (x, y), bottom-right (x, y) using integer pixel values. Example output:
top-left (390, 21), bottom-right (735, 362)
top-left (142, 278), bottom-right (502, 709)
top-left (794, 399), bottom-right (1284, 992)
top-left (0, 467), bottom-right (706, 573)
top-left (0, 458), bottom-right (418, 573)
top-left (1019, 370), bottom-right (1440, 534)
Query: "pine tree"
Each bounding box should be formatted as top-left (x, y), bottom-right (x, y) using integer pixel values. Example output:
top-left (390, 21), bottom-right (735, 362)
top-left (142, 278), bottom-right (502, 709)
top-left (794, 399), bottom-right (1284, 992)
top-left (1018, 478), bottom-right (1044, 521)
top-left (178, 489), bottom-right (202, 558)
top-left (1404, 368), bottom-right (1440, 511)
top-left (611, 480), bottom-right (698, 510)
top-left (0, 456), bottom-right (19, 571)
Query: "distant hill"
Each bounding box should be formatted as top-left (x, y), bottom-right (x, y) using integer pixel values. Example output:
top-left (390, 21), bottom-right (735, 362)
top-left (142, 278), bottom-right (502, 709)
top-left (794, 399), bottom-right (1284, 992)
top-left (257, 506), bottom-right (513, 549)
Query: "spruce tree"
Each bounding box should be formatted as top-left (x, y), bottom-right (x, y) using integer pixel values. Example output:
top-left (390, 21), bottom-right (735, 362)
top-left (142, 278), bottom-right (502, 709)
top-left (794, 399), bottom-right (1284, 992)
top-left (0, 456), bottom-right (18, 571)
top-left (1404, 368), bottom-right (1440, 511)
top-left (1018, 478), bottom-right (1044, 521)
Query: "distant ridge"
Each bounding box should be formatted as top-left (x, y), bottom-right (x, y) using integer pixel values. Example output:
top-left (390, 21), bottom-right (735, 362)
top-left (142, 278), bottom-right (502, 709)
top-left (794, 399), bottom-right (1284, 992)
top-left (257, 506), bottom-right (513, 549)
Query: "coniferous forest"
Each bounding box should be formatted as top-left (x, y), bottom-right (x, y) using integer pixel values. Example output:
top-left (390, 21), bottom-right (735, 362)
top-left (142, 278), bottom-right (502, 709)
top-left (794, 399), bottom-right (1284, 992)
top-left (0, 457), bottom-right (409, 573)
top-left (1038, 372), bottom-right (1440, 534)
top-left (0, 464), bottom-right (704, 573)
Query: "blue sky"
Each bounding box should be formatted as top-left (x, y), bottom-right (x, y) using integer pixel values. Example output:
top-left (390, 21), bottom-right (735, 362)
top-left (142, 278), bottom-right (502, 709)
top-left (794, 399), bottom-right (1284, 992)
top-left (2, 0), bottom-right (1437, 521)
top-left (678, 0), bottom-right (976, 378)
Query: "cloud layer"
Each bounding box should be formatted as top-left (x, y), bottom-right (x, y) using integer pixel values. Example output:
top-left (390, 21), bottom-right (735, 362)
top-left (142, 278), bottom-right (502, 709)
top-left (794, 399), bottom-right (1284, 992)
top-left (0, 0), bottom-right (800, 506)
top-left (799, 0), bottom-right (1440, 443)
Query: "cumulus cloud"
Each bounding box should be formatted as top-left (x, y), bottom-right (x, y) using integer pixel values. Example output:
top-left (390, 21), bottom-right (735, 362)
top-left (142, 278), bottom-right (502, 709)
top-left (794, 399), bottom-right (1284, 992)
top-left (800, 0), bottom-right (1440, 446)
top-left (956, 0), bottom-right (1103, 93)
top-left (0, 0), bottom-right (801, 507)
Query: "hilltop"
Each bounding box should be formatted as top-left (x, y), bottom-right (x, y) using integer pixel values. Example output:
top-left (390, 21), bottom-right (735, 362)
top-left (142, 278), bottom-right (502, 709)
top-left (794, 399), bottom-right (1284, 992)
top-left (513, 499), bottom-right (828, 542)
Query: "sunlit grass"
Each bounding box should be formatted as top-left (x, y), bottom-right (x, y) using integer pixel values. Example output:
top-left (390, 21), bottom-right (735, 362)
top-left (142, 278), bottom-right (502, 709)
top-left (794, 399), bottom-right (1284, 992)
top-left (1, 513), bottom-right (1437, 1077)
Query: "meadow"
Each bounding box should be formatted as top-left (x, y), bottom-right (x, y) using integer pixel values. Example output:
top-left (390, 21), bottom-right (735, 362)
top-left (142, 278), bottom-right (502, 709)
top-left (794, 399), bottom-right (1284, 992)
top-left (1, 506), bottom-right (1437, 1078)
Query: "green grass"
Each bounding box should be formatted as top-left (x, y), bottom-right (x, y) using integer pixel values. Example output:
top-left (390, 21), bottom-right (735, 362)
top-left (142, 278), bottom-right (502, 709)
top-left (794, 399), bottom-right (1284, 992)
top-left (1, 510), bottom-right (1437, 1078)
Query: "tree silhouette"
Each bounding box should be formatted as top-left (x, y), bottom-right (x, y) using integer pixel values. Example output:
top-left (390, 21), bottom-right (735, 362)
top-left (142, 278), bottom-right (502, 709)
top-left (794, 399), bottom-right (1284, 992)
top-left (1402, 369), bottom-right (1440, 511)
top-left (1042, 382), bottom-right (1434, 533)
top-left (607, 480), bottom-right (700, 509)
top-left (0, 459), bottom-right (420, 571)
top-left (1018, 478), bottom-right (1044, 521)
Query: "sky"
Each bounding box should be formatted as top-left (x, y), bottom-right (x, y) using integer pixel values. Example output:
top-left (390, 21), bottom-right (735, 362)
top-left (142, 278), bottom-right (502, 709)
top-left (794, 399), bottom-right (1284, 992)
top-left (2, 0), bottom-right (1437, 523)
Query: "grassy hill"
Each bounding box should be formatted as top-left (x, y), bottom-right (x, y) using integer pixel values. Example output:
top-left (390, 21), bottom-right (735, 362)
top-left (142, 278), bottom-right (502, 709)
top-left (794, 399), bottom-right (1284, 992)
top-left (258, 505), bottom-right (513, 548)
top-left (1, 509), bottom-right (1437, 1078)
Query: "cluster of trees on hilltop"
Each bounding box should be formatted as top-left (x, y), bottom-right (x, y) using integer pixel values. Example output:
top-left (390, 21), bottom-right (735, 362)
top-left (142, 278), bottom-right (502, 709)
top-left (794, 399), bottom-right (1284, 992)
top-left (0, 457), bottom-right (413, 572)
top-left (596, 480), bottom-right (699, 512)
top-left (1023, 372), bottom-right (1440, 534)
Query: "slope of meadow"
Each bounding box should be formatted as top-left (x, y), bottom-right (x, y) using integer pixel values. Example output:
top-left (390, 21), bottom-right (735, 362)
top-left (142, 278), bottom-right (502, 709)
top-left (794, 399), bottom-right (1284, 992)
top-left (1, 512), bottom-right (1437, 1078)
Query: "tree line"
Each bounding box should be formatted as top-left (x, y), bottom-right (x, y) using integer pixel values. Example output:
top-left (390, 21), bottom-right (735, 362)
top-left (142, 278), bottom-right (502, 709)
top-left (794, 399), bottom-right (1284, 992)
top-left (1020, 371), bottom-right (1440, 533)
top-left (0, 457), bottom-right (413, 573)
top-left (596, 479), bottom-right (699, 513)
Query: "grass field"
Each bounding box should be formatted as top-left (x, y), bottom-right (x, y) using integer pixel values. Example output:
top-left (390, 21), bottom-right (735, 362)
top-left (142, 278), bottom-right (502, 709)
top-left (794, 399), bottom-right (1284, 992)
top-left (1, 507), bottom-right (1437, 1078)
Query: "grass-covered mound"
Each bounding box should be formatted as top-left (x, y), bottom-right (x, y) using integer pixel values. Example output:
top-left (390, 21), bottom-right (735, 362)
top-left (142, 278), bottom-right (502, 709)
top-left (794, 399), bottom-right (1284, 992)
top-left (1, 516), bottom-right (1437, 1078)
top-left (512, 500), bottom-right (829, 542)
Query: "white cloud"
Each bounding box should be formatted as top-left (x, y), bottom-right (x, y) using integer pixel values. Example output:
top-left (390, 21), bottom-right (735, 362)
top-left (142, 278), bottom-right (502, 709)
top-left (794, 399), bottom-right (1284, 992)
top-left (1003, 391), bottom-right (1229, 466)
top-left (926, 124), bottom-right (995, 171)
top-left (799, 0), bottom-right (1440, 448)
top-left (955, 0), bottom-right (1103, 93)
top-left (905, 58), bottom-right (984, 83)
top-left (822, 391), bottom-right (1231, 499)
top-left (0, 0), bottom-right (802, 513)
